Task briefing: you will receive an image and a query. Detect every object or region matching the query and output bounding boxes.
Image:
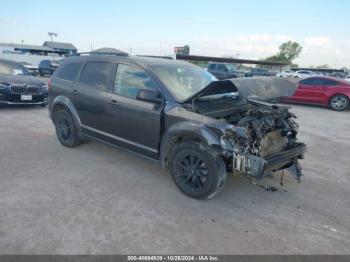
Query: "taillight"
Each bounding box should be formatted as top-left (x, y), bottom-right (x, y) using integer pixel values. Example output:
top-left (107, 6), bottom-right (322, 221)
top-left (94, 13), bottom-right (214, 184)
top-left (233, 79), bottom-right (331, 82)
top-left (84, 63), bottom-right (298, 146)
top-left (48, 78), bottom-right (52, 91)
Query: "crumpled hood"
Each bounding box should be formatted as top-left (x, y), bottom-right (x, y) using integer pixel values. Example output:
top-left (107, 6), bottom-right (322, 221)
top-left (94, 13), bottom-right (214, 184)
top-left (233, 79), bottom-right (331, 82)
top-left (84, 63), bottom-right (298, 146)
top-left (0, 73), bottom-right (46, 86)
top-left (230, 77), bottom-right (298, 99)
top-left (183, 77), bottom-right (298, 102)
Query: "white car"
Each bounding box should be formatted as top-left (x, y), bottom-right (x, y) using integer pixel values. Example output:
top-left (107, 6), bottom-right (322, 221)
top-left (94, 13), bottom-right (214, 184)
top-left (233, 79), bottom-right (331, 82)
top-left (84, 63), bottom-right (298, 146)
top-left (344, 75), bottom-right (350, 82)
top-left (293, 70), bottom-right (320, 78)
top-left (276, 70), bottom-right (293, 77)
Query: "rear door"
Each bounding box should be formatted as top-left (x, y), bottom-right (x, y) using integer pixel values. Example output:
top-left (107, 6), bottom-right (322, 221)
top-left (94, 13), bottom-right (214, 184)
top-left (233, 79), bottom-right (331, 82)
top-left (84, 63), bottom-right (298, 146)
top-left (294, 78), bottom-right (325, 104)
top-left (104, 63), bottom-right (162, 157)
top-left (73, 61), bottom-right (115, 131)
top-left (52, 60), bottom-right (84, 103)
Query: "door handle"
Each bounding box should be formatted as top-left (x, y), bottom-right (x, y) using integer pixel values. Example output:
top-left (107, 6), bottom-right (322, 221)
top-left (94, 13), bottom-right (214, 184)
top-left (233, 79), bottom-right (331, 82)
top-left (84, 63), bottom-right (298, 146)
top-left (109, 99), bottom-right (118, 105)
top-left (72, 89), bottom-right (79, 94)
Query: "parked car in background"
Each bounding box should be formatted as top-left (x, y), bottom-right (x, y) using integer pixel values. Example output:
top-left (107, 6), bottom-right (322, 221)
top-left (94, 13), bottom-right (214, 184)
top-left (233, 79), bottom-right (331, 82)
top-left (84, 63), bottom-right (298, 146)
top-left (38, 59), bottom-right (60, 76)
top-left (281, 76), bottom-right (350, 111)
top-left (292, 70), bottom-right (319, 78)
top-left (245, 68), bottom-right (275, 77)
top-left (0, 59), bottom-right (48, 106)
top-left (21, 62), bottom-right (39, 76)
top-left (207, 62), bottom-right (239, 79)
top-left (49, 54), bottom-right (306, 199)
top-left (329, 71), bottom-right (346, 78)
top-left (344, 75), bottom-right (350, 82)
top-left (277, 70), bottom-right (293, 77)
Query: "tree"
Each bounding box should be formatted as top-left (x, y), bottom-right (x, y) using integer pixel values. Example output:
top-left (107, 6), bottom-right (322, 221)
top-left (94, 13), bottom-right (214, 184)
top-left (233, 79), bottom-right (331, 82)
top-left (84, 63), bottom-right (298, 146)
top-left (279, 41), bottom-right (302, 61)
top-left (264, 41), bottom-right (302, 65)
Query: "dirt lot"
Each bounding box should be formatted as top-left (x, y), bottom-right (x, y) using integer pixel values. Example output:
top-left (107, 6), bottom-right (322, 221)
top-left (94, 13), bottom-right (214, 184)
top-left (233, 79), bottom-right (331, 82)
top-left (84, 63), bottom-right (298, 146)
top-left (0, 104), bottom-right (349, 254)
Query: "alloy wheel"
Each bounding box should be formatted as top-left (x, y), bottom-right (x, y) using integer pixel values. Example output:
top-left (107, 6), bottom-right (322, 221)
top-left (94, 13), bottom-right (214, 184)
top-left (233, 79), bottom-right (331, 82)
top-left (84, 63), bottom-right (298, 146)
top-left (331, 96), bottom-right (348, 111)
top-left (56, 115), bottom-right (72, 142)
top-left (176, 153), bottom-right (209, 192)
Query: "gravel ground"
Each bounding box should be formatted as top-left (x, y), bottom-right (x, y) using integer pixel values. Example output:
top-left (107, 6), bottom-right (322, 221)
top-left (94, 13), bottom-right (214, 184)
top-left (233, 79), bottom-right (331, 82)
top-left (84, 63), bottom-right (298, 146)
top-left (0, 104), bottom-right (349, 254)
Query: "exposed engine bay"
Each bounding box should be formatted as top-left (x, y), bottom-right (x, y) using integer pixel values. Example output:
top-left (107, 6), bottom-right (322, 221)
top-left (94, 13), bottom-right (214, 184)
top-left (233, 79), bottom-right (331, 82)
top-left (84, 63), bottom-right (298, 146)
top-left (183, 78), bottom-right (306, 181)
top-left (220, 99), bottom-right (304, 179)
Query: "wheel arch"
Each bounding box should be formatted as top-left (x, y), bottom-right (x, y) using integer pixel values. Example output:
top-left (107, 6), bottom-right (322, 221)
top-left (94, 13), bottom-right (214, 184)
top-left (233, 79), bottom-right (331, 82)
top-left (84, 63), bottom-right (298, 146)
top-left (328, 93), bottom-right (350, 105)
top-left (159, 122), bottom-right (222, 169)
top-left (50, 95), bottom-right (83, 138)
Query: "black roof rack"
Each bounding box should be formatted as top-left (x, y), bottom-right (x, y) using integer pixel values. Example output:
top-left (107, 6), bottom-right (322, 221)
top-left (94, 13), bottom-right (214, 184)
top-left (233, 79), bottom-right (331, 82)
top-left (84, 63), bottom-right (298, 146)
top-left (136, 55), bottom-right (174, 60)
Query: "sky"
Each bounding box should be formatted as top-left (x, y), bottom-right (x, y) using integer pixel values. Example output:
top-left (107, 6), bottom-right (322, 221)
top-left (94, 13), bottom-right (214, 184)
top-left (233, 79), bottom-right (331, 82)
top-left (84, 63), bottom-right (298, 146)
top-left (1, 0), bottom-right (350, 68)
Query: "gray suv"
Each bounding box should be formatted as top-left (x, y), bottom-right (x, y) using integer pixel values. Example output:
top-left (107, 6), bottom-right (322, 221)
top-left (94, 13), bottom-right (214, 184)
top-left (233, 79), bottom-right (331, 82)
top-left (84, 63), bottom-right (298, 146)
top-left (49, 53), bottom-right (306, 199)
top-left (207, 62), bottom-right (239, 80)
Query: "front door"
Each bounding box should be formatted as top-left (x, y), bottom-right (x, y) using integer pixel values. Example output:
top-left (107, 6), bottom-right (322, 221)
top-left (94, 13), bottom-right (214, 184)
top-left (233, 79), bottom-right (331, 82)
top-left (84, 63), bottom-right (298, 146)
top-left (289, 78), bottom-right (322, 104)
top-left (104, 63), bottom-right (162, 158)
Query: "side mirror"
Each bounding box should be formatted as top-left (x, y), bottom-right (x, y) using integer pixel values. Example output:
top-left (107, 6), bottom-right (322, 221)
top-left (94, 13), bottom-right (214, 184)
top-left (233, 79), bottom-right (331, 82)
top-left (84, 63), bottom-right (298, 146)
top-left (136, 89), bottom-right (163, 104)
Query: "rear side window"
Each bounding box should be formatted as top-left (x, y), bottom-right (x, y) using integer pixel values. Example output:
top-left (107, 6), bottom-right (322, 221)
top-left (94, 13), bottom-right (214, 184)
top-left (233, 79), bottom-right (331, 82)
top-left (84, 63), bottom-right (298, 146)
top-left (80, 61), bottom-right (114, 89)
top-left (56, 62), bottom-right (83, 81)
top-left (300, 78), bottom-right (322, 85)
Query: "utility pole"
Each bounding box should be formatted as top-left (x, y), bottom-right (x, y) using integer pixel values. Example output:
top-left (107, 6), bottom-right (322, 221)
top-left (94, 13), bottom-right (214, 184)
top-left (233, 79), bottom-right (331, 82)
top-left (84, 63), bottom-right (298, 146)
top-left (48, 32), bottom-right (57, 60)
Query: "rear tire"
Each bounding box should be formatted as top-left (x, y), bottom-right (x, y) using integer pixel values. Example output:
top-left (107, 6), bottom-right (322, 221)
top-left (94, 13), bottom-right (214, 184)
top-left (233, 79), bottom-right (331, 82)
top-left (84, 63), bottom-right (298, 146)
top-left (329, 95), bottom-right (349, 111)
top-left (170, 141), bottom-right (226, 199)
top-left (53, 108), bottom-right (82, 147)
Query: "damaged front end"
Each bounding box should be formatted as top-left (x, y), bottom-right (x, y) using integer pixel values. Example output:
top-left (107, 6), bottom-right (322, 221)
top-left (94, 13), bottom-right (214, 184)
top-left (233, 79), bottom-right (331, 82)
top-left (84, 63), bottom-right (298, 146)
top-left (184, 77), bottom-right (306, 182)
top-left (220, 100), bottom-right (306, 181)
top-left (186, 77), bottom-right (306, 181)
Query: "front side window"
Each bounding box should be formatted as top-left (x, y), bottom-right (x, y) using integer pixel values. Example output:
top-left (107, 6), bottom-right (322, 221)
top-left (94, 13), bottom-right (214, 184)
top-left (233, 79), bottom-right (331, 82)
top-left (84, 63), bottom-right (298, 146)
top-left (80, 61), bottom-right (114, 89)
top-left (114, 64), bottom-right (157, 98)
top-left (300, 78), bottom-right (321, 85)
top-left (57, 62), bottom-right (83, 81)
top-left (208, 64), bottom-right (216, 70)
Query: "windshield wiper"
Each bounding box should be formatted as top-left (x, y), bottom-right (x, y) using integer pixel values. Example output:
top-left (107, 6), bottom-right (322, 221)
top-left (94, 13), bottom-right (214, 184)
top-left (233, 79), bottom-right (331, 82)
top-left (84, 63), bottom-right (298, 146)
top-left (198, 92), bottom-right (239, 100)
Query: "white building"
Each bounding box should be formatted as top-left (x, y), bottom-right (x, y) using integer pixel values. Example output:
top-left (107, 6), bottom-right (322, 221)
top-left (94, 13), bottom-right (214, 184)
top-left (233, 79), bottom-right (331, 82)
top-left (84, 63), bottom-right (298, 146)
top-left (0, 42), bottom-right (77, 67)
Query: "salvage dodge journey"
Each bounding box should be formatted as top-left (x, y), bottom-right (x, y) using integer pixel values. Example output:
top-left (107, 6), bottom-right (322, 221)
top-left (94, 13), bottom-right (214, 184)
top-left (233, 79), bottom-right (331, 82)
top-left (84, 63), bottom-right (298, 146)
top-left (49, 53), bottom-right (306, 199)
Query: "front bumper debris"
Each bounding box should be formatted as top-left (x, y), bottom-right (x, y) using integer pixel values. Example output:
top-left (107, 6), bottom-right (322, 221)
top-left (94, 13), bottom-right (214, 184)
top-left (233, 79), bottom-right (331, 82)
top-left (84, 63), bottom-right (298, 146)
top-left (233, 143), bottom-right (306, 180)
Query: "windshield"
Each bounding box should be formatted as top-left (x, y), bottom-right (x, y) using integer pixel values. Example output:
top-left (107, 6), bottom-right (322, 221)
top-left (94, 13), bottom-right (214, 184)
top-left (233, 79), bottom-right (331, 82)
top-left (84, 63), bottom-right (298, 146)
top-left (151, 63), bottom-right (217, 101)
top-left (0, 61), bottom-right (29, 75)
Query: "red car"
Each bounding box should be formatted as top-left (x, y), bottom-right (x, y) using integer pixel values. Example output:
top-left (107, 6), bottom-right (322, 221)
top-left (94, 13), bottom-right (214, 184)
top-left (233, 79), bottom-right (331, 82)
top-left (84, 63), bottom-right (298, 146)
top-left (281, 76), bottom-right (350, 111)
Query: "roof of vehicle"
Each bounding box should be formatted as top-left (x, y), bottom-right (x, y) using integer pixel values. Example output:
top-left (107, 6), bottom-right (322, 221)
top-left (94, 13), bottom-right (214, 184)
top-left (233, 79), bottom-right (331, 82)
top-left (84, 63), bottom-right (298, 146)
top-left (60, 54), bottom-right (195, 68)
top-left (208, 62), bottom-right (232, 65)
top-left (89, 48), bottom-right (129, 56)
top-left (296, 70), bottom-right (314, 73)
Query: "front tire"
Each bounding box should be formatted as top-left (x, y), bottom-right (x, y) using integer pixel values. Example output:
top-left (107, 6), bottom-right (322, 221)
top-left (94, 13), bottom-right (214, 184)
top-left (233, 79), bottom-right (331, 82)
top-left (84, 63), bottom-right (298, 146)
top-left (329, 95), bottom-right (349, 111)
top-left (170, 142), bottom-right (226, 199)
top-left (53, 108), bottom-right (82, 147)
